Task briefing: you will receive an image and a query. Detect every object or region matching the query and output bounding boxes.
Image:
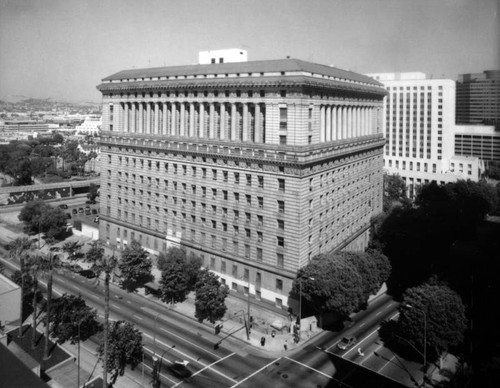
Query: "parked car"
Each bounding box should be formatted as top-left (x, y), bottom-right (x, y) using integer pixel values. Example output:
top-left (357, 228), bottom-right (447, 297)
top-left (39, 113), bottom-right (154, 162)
top-left (337, 336), bottom-right (356, 350)
top-left (85, 209), bottom-right (91, 215)
top-left (78, 207), bottom-right (84, 213)
top-left (72, 208), bottom-right (78, 215)
top-left (79, 269), bottom-right (97, 279)
top-left (66, 213), bottom-right (72, 219)
top-left (86, 199), bottom-right (96, 204)
top-left (85, 205), bottom-right (90, 209)
top-left (59, 204), bottom-right (68, 209)
top-left (91, 209), bottom-right (98, 215)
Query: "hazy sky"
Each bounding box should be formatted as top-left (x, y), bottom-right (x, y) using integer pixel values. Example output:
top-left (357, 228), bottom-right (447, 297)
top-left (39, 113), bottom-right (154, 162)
top-left (1, 0), bottom-right (499, 103)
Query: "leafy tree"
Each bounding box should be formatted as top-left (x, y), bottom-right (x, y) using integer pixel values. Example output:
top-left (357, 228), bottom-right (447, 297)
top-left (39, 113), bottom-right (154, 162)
top-left (7, 237), bottom-right (34, 336)
top-left (367, 248), bottom-right (391, 287)
top-left (62, 240), bottom-right (83, 261)
top-left (97, 320), bottom-right (143, 385)
top-left (86, 240), bottom-right (105, 264)
top-left (383, 173), bottom-right (411, 212)
top-left (292, 252), bottom-right (363, 318)
top-left (25, 254), bottom-right (42, 349)
top-left (397, 281), bottom-right (467, 362)
top-left (46, 293), bottom-right (101, 344)
top-left (194, 269), bottom-right (229, 324)
top-left (18, 200), bottom-right (67, 239)
top-left (158, 248), bottom-right (202, 304)
top-left (118, 240), bottom-right (152, 292)
top-left (87, 183), bottom-right (99, 201)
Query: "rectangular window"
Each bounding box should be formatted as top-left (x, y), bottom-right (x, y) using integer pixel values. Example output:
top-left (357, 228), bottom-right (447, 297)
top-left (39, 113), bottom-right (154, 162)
top-left (278, 200), bottom-right (285, 213)
top-left (276, 279), bottom-right (283, 292)
top-left (279, 107), bottom-right (287, 130)
top-left (278, 179), bottom-right (285, 192)
top-left (256, 248), bottom-right (263, 261)
top-left (277, 253), bottom-right (284, 268)
top-left (246, 174), bottom-right (252, 186)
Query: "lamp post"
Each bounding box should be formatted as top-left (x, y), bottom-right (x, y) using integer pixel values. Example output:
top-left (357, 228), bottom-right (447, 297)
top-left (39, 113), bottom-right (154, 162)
top-left (234, 310), bottom-right (250, 340)
top-left (405, 304), bottom-right (427, 387)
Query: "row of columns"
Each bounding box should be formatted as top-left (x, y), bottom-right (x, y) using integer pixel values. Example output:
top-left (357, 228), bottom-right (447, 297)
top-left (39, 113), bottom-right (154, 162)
top-left (319, 105), bottom-right (377, 142)
top-left (119, 101), bottom-right (266, 143)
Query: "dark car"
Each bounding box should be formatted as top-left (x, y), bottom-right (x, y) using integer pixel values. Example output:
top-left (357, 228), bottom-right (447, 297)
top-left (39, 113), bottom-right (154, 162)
top-left (170, 361), bottom-right (192, 379)
top-left (86, 199), bottom-right (96, 204)
top-left (78, 207), bottom-right (84, 213)
top-left (79, 269), bottom-right (97, 279)
top-left (70, 264), bottom-right (83, 273)
top-left (337, 336), bottom-right (356, 351)
top-left (49, 246), bottom-right (60, 252)
top-left (72, 208), bottom-right (78, 215)
top-left (85, 209), bottom-right (91, 215)
top-left (91, 208), bottom-right (98, 215)
top-left (59, 204), bottom-right (68, 209)
top-left (85, 205), bottom-right (90, 209)
top-left (66, 213), bottom-right (72, 219)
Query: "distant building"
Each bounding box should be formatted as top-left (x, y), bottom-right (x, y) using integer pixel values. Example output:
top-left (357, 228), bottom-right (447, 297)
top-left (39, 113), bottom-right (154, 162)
top-left (74, 116), bottom-right (102, 136)
top-left (198, 49), bottom-right (248, 64)
top-left (96, 58), bottom-right (387, 308)
top-left (367, 72), bottom-right (482, 198)
top-left (454, 124), bottom-right (500, 166)
top-left (456, 70), bottom-right (500, 129)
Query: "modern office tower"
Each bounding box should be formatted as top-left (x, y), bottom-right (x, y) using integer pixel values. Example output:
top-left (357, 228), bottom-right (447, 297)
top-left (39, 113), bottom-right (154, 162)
top-left (367, 72), bottom-right (482, 198)
top-left (454, 124), bottom-right (500, 166)
top-left (96, 58), bottom-right (387, 308)
top-left (456, 70), bottom-right (500, 129)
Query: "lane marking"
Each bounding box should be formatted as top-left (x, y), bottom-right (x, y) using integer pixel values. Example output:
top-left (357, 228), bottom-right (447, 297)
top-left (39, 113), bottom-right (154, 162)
top-left (231, 356), bottom-right (283, 387)
top-left (379, 353), bottom-right (397, 373)
top-left (144, 335), bottom-right (236, 383)
top-left (133, 314), bottom-right (143, 320)
top-left (284, 356), bottom-right (334, 379)
top-left (111, 303), bottom-right (121, 310)
top-left (158, 327), bottom-right (219, 358)
top-left (342, 327), bottom-right (380, 357)
top-left (375, 311), bottom-right (381, 316)
top-left (188, 352), bottom-right (236, 379)
top-left (359, 322), bottom-right (366, 327)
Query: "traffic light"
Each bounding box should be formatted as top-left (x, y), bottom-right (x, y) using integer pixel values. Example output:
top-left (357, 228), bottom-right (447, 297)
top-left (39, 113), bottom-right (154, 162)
top-left (215, 324), bottom-right (221, 335)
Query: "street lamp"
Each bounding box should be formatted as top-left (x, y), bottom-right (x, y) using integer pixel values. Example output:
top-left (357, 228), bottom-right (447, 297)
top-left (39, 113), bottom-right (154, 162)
top-left (234, 310), bottom-right (250, 340)
top-left (405, 304), bottom-right (427, 387)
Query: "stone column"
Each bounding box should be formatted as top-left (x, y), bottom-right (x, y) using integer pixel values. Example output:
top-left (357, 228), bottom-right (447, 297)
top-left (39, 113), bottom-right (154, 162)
top-left (162, 102), bottom-right (168, 135)
top-left (255, 103), bottom-right (261, 143)
top-left (138, 102), bottom-right (144, 133)
top-left (154, 103), bottom-right (159, 135)
top-left (209, 103), bottom-right (215, 138)
top-left (325, 105), bottom-right (331, 142)
top-left (199, 103), bottom-right (205, 138)
top-left (331, 105), bottom-right (337, 141)
top-left (320, 105), bottom-right (325, 142)
top-left (231, 103), bottom-right (237, 141)
top-left (189, 103), bottom-right (195, 137)
top-left (123, 102), bottom-right (129, 132)
top-left (146, 102), bottom-right (151, 134)
top-left (219, 104), bottom-right (225, 140)
top-left (242, 103), bottom-right (249, 141)
top-left (171, 103), bottom-right (176, 136)
top-left (180, 103), bottom-right (186, 136)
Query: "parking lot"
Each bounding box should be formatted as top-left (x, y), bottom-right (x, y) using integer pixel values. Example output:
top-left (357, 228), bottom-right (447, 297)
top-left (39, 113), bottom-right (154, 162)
top-left (59, 201), bottom-right (100, 224)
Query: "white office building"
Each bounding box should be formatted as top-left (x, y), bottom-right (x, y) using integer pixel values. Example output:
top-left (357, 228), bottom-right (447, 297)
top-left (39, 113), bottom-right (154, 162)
top-left (367, 72), bottom-right (482, 197)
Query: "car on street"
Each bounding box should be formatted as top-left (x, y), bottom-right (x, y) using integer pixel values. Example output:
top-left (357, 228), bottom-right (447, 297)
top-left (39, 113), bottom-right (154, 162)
top-left (59, 204), bottom-right (68, 209)
top-left (72, 208), bottom-right (78, 214)
top-left (78, 207), bottom-right (84, 213)
top-left (337, 336), bottom-right (356, 351)
top-left (91, 208), bottom-right (98, 215)
top-left (85, 209), bottom-right (91, 215)
top-left (79, 269), bottom-right (97, 279)
top-left (170, 361), bottom-right (192, 379)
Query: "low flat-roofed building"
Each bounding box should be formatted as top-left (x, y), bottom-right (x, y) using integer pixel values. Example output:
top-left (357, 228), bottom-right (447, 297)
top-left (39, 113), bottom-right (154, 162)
top-left (0, 273), bottom-right (21, 327)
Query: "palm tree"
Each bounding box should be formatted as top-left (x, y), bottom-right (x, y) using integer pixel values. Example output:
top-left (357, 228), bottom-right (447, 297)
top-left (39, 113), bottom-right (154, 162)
top-left (7, 237), bottom-right (34, 337)
top-left (88, 245), bottom-right (118, 388)
top-left (25, 254), bottom-right (41, 350)
top-left (39, 252), bottom-right (61, 360)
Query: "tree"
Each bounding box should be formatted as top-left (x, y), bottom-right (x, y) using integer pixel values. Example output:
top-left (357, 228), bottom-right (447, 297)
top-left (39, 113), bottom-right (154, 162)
top-left (7, 237), bottom-right (34, 337)
top-left (25, 254), bottom-right (42, 349)
top-left (89, 250), bottom-right (118, 388)
top-left (97, 320), bottom-right (143, 385)
top-left (18, 200), bottom-right (67, 240)
top-left (118, 240), bottom-right (152, 292)
top-left (46, 293), bottom-right (101, 344)
top-left (194, 269), bottom-right (229, 324)
top-left (62, 240), bottom-right (83, 261)
top-left (383, 173), bottom-right (411, 212)
top-left (397, 281), bottom-right (467, 362)
top-left (87, 183), bottom-right (99, 201)
top-left (158, 248), bottom-right (202, 304)
top-left (291, 252), bottom-right (364, 318)
top-left (86, 240), bottom-right (105, 264)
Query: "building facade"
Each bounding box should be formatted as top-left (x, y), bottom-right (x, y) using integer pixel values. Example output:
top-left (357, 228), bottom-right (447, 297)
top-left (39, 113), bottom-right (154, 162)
top-left (368, 72), bottom-right (482, 197)
top-left (454, 124), bottom-right (500, 166)
top-left (456, 70), bottom-right (500, 129)
top-left (198, 48), bottom-right (248, 65)
top-left (96, 58), bottom-right (387, 308)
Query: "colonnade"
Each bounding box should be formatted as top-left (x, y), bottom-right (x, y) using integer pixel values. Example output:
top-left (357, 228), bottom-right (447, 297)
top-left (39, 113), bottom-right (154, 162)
top-left (117, 101), bottom-right (266, 143)
top-left (319, 104), bottom-right (377, 142)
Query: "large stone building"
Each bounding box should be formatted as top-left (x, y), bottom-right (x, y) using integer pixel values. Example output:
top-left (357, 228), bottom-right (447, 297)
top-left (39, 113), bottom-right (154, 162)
top-left (96, 58), bottom-right (387, 308)
top-left (368, 72), bottom-right (482, 198)
top-left (456, 70), bottom-right (500, 129)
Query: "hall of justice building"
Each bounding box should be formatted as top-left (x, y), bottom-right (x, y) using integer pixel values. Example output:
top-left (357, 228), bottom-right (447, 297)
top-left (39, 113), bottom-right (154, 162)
top-left (96, 57), bottom-right (387, 309)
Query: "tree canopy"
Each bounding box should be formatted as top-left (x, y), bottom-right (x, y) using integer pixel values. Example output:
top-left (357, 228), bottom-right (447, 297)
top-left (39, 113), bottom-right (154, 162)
top-left (45, 293), bottom-right (101, 344)
top-left (98, 320), bottom-right (143, 385)
top-left (397, 281), bottom-right (467, 362)
top-left (194, 269), bottom-right (229, 324)
top-left (383, 173), bottom-right (411, 212)
top-left (118, 240), bottom-right (153, 292)
top-left (18, 200), bottom-right (67, 240)
top-left (62, 240), bottom-right (83, 261)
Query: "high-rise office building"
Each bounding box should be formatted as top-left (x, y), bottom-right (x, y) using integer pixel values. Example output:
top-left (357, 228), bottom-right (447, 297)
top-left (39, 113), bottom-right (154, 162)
top-left (96, 58), bottom-right (387, 308)
top-left (368, 72), bottom-right (482, 197)
top-left (456, 70), bottom-right (500, 129)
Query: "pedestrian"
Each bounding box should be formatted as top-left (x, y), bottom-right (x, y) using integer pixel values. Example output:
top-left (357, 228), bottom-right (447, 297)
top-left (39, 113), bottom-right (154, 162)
top-left (284, 340), bottom-right (288, 351)
top-left (357, 347), bottom-right (364, 357)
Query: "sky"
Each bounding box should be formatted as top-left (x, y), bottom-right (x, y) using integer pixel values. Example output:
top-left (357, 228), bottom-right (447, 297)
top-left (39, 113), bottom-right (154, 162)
top-left (0, 0), bottom-right (499, 103)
